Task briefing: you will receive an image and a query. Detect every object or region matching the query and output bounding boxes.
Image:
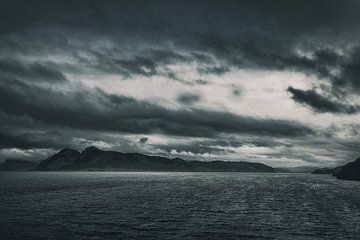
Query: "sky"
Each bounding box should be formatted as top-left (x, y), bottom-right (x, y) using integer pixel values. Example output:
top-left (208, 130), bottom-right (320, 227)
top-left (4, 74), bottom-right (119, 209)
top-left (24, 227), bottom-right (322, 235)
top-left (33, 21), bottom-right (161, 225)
top-left (0, 0), bottom-right (359, 167)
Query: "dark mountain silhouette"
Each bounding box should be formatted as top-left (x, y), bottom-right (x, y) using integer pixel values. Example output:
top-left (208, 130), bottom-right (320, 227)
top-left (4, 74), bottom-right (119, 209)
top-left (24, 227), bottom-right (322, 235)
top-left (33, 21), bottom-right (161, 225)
top-left (312, 166), bottom-right (343, 175)
top-left (34, 146), bottom-right (275, 172)
top-left (0, 159), bottom-right (38, 171)
top-left (335, 157), bottom-right (360, 181)
top-left (35, 148), bottom-right (80, 171)
top-left (284, 166), bottom-right (318, 173)
top-left (311, 156), bottom-right (360, 181)
top-left (274, 167), bottom-right (291, 173)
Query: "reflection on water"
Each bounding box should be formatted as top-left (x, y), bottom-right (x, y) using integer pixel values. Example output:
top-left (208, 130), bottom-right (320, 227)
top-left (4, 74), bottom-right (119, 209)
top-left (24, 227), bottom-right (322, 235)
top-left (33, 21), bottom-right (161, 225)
top-left (1, 172), bottom-right (360, 239)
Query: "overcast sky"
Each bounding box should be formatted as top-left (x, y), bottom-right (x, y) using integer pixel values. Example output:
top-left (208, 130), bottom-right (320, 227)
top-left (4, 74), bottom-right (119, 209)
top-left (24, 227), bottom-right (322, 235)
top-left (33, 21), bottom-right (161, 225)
top-left (0, 0), bottom-right (359, 167)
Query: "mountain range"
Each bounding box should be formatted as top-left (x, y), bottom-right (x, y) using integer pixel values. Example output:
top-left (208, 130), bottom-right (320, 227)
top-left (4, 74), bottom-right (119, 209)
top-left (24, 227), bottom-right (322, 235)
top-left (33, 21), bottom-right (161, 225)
top-left (34, 146), bottom-right (276, 172)
top-left (334, 157), bottom-right (360, 181)
top-left (2, 146), bottom-right (360, 181)
top-left (312, 157), bottom-right (360, 181)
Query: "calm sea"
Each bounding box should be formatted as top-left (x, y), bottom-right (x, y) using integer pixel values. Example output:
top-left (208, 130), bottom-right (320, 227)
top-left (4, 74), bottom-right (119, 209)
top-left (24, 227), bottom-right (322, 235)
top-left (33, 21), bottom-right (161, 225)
top-left (1, 172), bottom-right (360, 239)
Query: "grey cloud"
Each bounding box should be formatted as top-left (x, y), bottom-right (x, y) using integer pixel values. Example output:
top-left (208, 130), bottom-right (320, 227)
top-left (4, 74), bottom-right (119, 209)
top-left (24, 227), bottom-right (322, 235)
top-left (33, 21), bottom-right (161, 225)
top-left (0, 127), bottom-right (71, 150)
top-left (84, 49), bottom-right (158, 78)
top-left (146, 49), bottom-right (190, 64)
top-left (198, 65), bottom-right (229, 75)
top-left (78, 48), bottom-right (193, 78)
top-left (139, 137), bottom-right (149, 144)
top-left (287, 87), bottom-right (360, 114)
top-left (177, 93), bottom-right (201, 105)
top-left (0, 58), bottom-right (66, 83)
top-left (1, 0), bottom-right (360, 90)
top-left (195, 79), bottom-right (209, 85)
top-left (1, 0), bottom-right (360, 165)
top-left (0, 80), bottom-right (314, 139)
top-left (155, 142), bottom-right (232, 156)
top-left (115, 56), bottom-right (157, 77)
top-left (0, 129), bottom-right (48, 149)
top-left (232, 87), bottom-right (241, 97)
top-left (334, 47), bottom-right (360, 92)
top-left (154, 138), bottom-right (286, 156)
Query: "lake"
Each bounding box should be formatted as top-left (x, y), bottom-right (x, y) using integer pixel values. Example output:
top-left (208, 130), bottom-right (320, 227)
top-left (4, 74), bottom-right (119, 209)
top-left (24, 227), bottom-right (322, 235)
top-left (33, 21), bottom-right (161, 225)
top-left (1, 172), bottom-right (360, 239)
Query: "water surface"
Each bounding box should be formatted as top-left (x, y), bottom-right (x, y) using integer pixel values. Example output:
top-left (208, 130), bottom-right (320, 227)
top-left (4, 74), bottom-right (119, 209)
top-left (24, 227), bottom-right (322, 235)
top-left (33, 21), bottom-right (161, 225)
top-left (1, 172), bottom-right (360, 239)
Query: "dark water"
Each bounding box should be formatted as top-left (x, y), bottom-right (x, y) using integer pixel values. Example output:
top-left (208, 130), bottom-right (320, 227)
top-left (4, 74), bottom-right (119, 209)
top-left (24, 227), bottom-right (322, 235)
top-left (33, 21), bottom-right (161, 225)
top-left (1, 172), bottom-right (360, 240)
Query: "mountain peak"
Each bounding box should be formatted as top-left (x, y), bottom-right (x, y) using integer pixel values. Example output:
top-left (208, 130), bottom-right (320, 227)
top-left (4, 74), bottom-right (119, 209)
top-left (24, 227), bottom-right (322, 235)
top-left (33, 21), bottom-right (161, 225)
top-left (79, 146), bottom-right (104, 160)
top-left (84, 146), bottom-right (101, 152)
top-left (58, 148), bottom-right (80, 155)
top-left (34, 148), bottom-right (80, 171)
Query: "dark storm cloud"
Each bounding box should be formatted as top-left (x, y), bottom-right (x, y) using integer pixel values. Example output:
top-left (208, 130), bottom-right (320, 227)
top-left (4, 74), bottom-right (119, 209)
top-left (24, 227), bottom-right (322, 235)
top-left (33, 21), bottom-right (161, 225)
top-left (0, 79), bottom-right (313, 139)
top-left (0, 111), bottom-right (142, 154)
top-left (281, 46), bottom-right (360, 96)
top-left (0, 127), bottom-right (73, 150)
top-left (146, 49), bottom-right (189, 64)
top-left (0, 58), bottom-right (66, 83)
top-left (195, 32), bottom-right (345, 85)
top-left (1, 0), bottom-right (360, 89)
top-left (333, 47), bottom-right (360, 92)
top-left (287, 87), bottom-right (360, 114)
top-left (0, 129), bottom-right (48, 149)
top-left (0, 0), bottom-right (359, 164)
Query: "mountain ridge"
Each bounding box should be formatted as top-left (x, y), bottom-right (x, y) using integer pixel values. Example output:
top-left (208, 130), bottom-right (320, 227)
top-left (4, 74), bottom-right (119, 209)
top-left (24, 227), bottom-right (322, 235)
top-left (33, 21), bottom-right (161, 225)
top-left (312, 166), bottom-right (343, 175)
top-left (335, 157), bottom-right (360, 181)
top-left (311, 156), bottom-right (360, 181)
top-left (34, 146), bottom-right (276, 172)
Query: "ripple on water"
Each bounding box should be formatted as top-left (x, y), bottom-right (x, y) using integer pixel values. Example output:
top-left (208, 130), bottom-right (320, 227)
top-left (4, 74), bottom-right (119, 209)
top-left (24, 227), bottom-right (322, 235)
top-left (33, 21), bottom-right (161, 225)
top-left (0, 172), bottom-right (360, 240)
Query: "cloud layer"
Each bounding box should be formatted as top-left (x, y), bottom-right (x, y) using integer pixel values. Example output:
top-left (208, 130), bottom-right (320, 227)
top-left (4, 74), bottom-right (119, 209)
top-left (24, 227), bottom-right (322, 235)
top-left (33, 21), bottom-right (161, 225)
top-left (0, 0), bottom-right (359, 167)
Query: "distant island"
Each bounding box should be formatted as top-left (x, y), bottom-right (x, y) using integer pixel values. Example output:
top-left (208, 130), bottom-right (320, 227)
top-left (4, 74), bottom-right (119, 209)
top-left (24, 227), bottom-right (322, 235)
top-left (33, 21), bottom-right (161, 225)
top-left (312, 157), bottom-right (360, 181)
top-left (32, 146), bottom-right (276, 172)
